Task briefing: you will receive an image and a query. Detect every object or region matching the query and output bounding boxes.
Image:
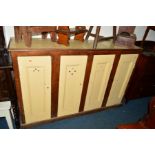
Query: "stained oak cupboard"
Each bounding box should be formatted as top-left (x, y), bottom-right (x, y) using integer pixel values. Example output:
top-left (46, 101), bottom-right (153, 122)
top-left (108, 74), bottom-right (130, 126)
top-left (8, 38), bottom-right (142, 127)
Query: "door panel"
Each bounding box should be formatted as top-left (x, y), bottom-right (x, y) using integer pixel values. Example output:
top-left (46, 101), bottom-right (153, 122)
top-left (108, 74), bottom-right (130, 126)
top-left (58, 56), bottom-right (87, 116)
top-left (84, 55), bottom-right (115, 111)
top-left (106, 54), bottom-right (138, 107)
top-left (18, 56), bottom-right (51, 124)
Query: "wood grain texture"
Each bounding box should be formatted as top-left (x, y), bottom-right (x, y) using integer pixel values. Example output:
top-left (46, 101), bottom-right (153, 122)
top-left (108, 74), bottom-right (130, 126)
top-left (51, 55), bottom-right (60, 117)
top-left (74, 26), bottom-right (86, 42)
top-left (57, 26), bottom-right (70, 46)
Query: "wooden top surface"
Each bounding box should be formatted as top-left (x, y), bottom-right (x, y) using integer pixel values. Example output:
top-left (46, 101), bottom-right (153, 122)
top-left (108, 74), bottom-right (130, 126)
top-left (8, 37), bottom-right (142, 51)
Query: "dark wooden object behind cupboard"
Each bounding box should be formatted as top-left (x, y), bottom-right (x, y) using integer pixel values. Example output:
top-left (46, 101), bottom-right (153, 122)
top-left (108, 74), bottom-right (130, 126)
top-left (0, 26), bottom-right (5, 48)
top-left (126, 52), bottom-right (155, 100)
top-left (0, 26), bottom-right (20, 128)
top-left (141, 26), bottom-right (155, 47)
top-left (0, 27), bottom-right (13, 101)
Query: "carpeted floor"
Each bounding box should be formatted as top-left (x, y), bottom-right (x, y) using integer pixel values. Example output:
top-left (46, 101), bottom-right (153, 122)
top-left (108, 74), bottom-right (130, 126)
top-left (0, 97), bottom-right (151, 129)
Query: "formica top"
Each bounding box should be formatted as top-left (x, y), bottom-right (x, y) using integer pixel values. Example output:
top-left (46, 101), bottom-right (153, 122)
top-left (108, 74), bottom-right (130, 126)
top-left (8, 38), bottom-right (142, 51)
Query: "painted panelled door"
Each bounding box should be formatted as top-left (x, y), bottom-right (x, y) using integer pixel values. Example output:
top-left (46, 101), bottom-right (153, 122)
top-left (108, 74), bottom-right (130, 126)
top-left (58, 56), bottom-right (87, 116)
top-left (18, 56), bottom-right (51, 124)
top-left (106, 54), bottom-right (138, 107)
top-left (84, 55), bottom-right (115, 111)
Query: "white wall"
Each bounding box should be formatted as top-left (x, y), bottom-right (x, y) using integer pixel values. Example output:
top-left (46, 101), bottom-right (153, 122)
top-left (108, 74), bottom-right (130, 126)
top-left (3, 26), bottom-right (155, 47)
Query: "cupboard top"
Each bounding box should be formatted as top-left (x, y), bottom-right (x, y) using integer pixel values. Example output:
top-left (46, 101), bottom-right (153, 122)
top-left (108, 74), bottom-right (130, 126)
top-left (8, 38), bottom-right (142, 52)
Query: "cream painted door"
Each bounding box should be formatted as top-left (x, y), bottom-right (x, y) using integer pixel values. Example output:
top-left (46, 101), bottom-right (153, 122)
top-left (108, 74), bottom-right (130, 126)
top-left (106, 54), bottom-right (138, 107)
top-left (84, 55), bottom-right (115, 111)
top-left (18, 56), bottom-right (51, 124)
top-left (58, 56), bottom-right (87, 117)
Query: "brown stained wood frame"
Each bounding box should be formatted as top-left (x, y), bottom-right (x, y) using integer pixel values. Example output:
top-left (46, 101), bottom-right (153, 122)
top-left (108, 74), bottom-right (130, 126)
top-left (51, 55), bottom-right (60, 117)
top-left (9, 49), bottom-right (142, 55)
